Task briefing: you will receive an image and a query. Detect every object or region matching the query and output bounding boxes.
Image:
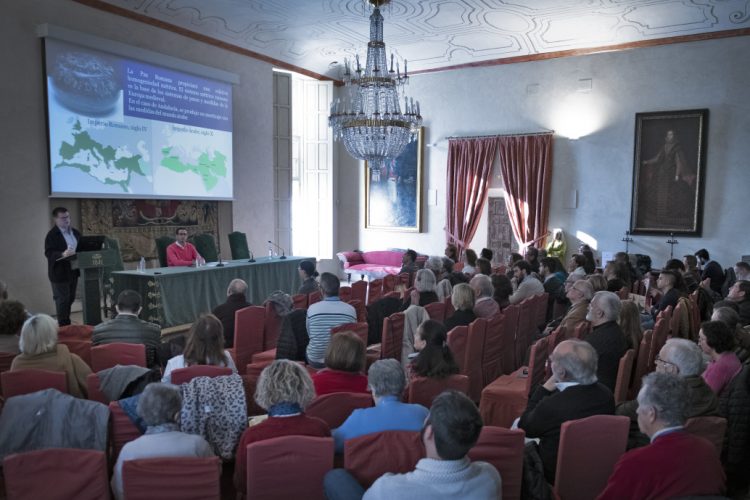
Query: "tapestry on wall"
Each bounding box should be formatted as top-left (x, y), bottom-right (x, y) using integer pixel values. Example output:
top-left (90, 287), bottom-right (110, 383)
top-left (81, 199), bottom-right (219, 262)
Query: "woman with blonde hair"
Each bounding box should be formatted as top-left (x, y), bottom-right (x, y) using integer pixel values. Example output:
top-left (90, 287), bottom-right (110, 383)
top-left (444, 283), bottom-right (476, 330)
top-left (162, 314), bottom-right (237, 383)
top-left (10, 313), bottom-right (91, 397)
top-left (618, 300), bottom-right (643, 350)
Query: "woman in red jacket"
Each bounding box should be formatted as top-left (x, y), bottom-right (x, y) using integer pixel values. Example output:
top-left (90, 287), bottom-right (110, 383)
top-left (312, 330), bottom-right (369, 396)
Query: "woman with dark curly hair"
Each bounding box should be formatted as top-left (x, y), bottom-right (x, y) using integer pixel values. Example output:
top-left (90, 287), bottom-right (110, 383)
top-left (409, 320), bottom-right (459, 380)
top-left (699, 320), bottom-right (741, 396)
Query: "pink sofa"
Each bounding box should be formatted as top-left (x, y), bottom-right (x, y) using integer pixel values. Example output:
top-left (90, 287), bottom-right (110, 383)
top-left (336, 250), bottom-right (426, 280)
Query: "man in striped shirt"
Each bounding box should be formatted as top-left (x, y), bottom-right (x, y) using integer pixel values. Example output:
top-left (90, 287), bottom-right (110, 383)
top-left (306, 273), bottom-right (357, 368)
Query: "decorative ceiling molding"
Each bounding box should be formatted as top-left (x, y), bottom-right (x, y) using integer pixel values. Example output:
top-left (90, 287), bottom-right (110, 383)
top-left (75, 0), bottom-right (750, 79)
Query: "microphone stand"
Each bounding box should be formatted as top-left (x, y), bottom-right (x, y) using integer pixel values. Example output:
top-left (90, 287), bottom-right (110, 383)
top-left (216, 254), bottom-right (224, 267)
top-left (267, 240), bottom-right (287, 260)
top-left (248, 250), bottom-right (256, 263)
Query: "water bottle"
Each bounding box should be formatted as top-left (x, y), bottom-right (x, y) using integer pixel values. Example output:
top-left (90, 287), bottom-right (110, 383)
top-left (138, 257), bottom-right (145, 273)
top-left (268, 243), bottom-right (273, 257)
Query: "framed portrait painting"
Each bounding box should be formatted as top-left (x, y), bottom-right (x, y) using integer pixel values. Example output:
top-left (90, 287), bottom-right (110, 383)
top-left (365, 127), bottom-right (424, 232)
top-left (630, 109), bottom-right (708, 236)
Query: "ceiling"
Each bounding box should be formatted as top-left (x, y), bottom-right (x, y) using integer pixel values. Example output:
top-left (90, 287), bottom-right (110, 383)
top-left (95, 0), bottom-right (750, 79)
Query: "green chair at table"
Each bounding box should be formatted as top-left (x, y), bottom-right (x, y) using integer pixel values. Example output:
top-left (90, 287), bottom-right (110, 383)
top-left (155, 236), bottom-right (175, 267)
top-left (228, 231), bottom-right (250, 260)
top-left (190, 233), bottom-right (219, 263)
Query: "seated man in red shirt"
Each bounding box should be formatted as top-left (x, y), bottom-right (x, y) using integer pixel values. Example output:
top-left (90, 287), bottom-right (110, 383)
top-left (166, 227), bottom-right (203, 267)
top-left (598, 372), bottom-right (725, 499)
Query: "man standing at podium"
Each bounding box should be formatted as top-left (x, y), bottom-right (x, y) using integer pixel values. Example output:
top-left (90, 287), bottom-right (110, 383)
top-left (167, 227), bottom-right (203, 267)
top-left (44, 207), bottom-right (81, 326)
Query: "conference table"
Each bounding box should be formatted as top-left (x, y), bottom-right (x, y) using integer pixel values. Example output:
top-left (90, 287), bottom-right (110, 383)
top-left (112, 256), bottom-right (308, 328)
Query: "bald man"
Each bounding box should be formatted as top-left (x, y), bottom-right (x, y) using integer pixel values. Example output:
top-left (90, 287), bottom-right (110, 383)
top-left (212, 279), bottom-right (250, 347)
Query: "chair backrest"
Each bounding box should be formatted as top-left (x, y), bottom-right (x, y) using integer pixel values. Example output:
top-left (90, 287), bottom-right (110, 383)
top-left (533, 292), bottom-right (549, 329)
top-left (189, 233), bottom-right (219, 262)
top-left (57, 324), bottom-right (93, 340)
top-left (171, 365), bottom-right (233, 385)
top-left (613, 349), bottom-right (636, 404)
top-left (292, 293), bottom-right (308, 310)
top-left (481, 313), bottom-right (509, 386)
top-left (447, 325), bottom-right (468, 373)
top-left (331, 322), bottom-right (369, 350)
top-left (616, 286), bottom-right (630, 300)
top-left (367, 279), bottom-right (383, 305)
top-left (648, 315), bottom-right (670, 372)
top-left (467, 426), bottom-right (525, 500)
top-left (305, 392), bottom-right (374, 429)
top-left (684, 416), bottom-right (727, 456)
top-left (344, 431), bottom-right (424, 488)
top-left (572, 320), bottom-right (592, 340)
top-left (443, 295), bottom-right (455, 318)
top-left (500, 305), bottom-right (520, 375)
top-left (308, 290), bottom-right (323, 306)
top-left (339, 286), bottom-right (352, 303)
top-left (423, 301), bottom-right (446, 322)
top-left (57, 338), bottom-right (92, 368)
top-left (234, 306), bottom-right (266, 375)
top-left (380, 312), bottom-right (406, 361)
top-left (1, 369), bottom-right (67, 398)
top-left (465, 317), bottom-right (488, 401)
top-left (86, 372), bottom-right (108, 404)
top-left (122, 456), bottom-right (221, 500)
top-left (227, 231), bottom-right (250, 260)
top-left (155, 236), bottom-right (175, 268)
top-left (109, 401), bottom-right (143, 460)
top-left (526, 336), bottom-right (550, 394)
top-left (553, 414), bottom-right (630, 500)
top-left (262, 301), bottom-right (283, 350)
top-left (246, 436), bottom-right (333, 500)
top-left (347, 299), bottom-right (367, 323)
top-left (0, 352), bottom-right (17, 394)
top-left (90, 342), bottom-right (146, 372)
top-left (3, 448), bottom-right (109, 500)
top-left (515, 298), bottom-right (536, 369)
top-left (382, 274), bottom-right (398, 293)
top-left (350, 281), bottom-right (368, 304)
top-left (629, 329), bottom-right (653, 399)
top-left (406, 374), bottom-right (470, 407)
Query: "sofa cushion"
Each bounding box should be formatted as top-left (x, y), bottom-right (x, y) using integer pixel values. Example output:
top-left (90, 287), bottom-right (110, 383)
top-left (337, 251), bottom-right (365, 269)
top-left (362, 251), bottom-right (403, 267)
top-left (348, 264), bottom-right (402, 279)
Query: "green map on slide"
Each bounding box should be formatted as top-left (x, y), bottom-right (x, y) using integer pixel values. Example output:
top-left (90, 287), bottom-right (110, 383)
top-left (160, 147), bottom-right (227, 191)
top-left (56, 120), bottom-right (145, 192)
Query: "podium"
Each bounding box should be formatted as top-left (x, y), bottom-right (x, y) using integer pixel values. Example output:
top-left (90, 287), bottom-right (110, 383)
top-left (71, 249), bottom-right (119, 325)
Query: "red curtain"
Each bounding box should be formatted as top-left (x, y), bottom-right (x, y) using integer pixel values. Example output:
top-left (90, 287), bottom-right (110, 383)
top-left (497, 134), bottom-right (554, 250)
top-left (445, 138), bottom-right (498, 255)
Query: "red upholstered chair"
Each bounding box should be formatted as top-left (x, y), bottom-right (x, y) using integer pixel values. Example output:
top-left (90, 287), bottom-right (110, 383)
top-left (262, 300), bottom-right (284, 351)
top-left (246, 436), bottom-right (334, 500)
top-left (499, 304), bottom-right (520, 376)
top-left (481, 313), bottom-right (511, 387)
top-left (122, 456), bottom-right (221, 500)
top-left (250, 349), bottom-right (277, 364)
top-left (307, 392), bottom-right (374, 429)
top-left (406, 374), bottom-right (469, 408)
top-left (344, 431), bottom-right (425, 488)
top-left (446, 325), bottom-right (468, 373)
top-left (648, 312), bottom-right (672, 372)
top-left (331, 322), bottom-right (369, 350)
top-left (613, 349), bottom-right (635, 404)
top-left (467, 426), bottom-right (525, 500)
top-left (3, 448), bottom-right (109, 500)
top-left (367, 279), bottom-right (383, 305)
top-left (515, 298), bottom-right (536, 369)
top-left (533, 292), bottom-right (549, 330)
top-left (231, 306), bottom-right (266, 376)
top-left (292, 293), bottom-right (308, 310)
top-left (90, 342), bottom-right (146, 372)
top-left (553, 415), bottom-right (630, 500)
top-left (423, 301), bottom-right (446, 322)
top-left (57, 338), bottom-right (92, 368)
top-left (464, 317), bottom-right (488, 401)
top-left (86, 372), bottom-right (108, 404)
top-left (347, 299), bottom-right (367, 323)
top-left (57, 324), bottom-right (94, 340)
top-left (367, 312), bottom-right (405, 362)
top-left (443, 296), bottom-right (455, 318)
top-left (109, 400), bottom-right (143, 460)
top-left (1, 369), bottom-right (67, 398)
top-left (629, 329), bottom-right (653, 399)
top-left (170, 365), bottom-right (233, 385)
top-left (572, 320), bottom-right (591, 340)
top-left (684, 416), bottom-right (727, 456)
top-left (350, 280), bottom-right (368, 304)
top-left (339, 286), bottom-right (353, 303)
top-left (308, 290), bottom-right (323, 306)
top-left (382, 274), bottom-right (398, 294)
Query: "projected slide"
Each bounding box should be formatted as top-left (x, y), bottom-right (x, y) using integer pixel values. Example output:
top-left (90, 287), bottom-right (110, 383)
top-left (45, 38), bottom-right (233, 199)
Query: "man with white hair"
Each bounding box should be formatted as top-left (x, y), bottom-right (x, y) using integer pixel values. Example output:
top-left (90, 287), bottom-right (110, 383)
top-left (211, 278), bottom-right (250, 348)
top-left (585, 291), bottom-right (628, 391)
top-left (469, 274), bottom-right (499, 318)
top-left (599, 373), bottom-right (725, 499)
top-left (518, 339), bottom-right (615, 483)
top-left (425, 256), bottom-right (452, 301)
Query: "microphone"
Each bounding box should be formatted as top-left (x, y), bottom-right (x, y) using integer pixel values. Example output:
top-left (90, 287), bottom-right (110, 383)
top-left (248, 250), bottom-right (256, 263)
top-left (267, 240), bottom-right (287, 259)
top-left (216, 254), bottom-right (224, 267)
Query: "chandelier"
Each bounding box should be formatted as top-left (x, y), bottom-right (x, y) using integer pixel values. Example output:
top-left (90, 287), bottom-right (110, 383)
top-left (328, 0), bottom-right (423, 171)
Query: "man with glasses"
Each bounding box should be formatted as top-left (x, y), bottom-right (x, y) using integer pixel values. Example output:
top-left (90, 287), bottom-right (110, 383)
top-left (166, 227), bottom-right (203, 267)
top-left (44, 207), bottom-right (81, 325)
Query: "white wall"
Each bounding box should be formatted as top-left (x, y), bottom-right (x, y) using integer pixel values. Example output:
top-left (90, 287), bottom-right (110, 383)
top-left (338, 36), bottom-right (750, 268)
top-left (0, 0), bottom-right (274, 313)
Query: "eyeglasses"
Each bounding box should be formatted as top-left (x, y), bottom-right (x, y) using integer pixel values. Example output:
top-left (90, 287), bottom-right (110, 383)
top-left (655, 356), bottom-right (678, 369)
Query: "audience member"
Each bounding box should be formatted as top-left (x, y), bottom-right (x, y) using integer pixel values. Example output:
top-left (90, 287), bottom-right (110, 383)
top-left (298, 260), bottom-right (320, 295)
top-left (444, 244), bottom-right (459, 263)
top-left (568, 254), bottom-right (587, 278)
top-left (682, 253), bottom-right (701, 292)
top-left (235, 360), bottom-right (330, 495)
top-left (333, 359), bottom-right (428, 453)
top-left (642, 270), bottom-right (683, 329)
top-left (585, 291), bottom-right (628, 391)
top-left (579, 245), bottom-right (597, 274)
top-left (313, 331), bottom-right (368, 396)
top-left (599, 373), bottom-right (725, 499)
top-left (462, 249), bottom-right (477, 275)
top-left (111, 383), bottom-right (214, 500)
top-left (470, 275), bottom-right (500, 318)
top-left (444, 283), bottom-right (476, 331)
top-left (475, 257), bottom-right (492, 276)
top-left (712, 305), bottom-right (750, 362)
top-left (399, 250), bottom-right (419, 275)
top-left (92, 290), bottom-right (162, 367)
top-left (539, 257), bottom-right (565, 304)
top-left (525, 245), bottom-right (540, 274)
top-left (505, 252), bottom-right (523, 279)
top-left (727, 280), bottom-right (750, 326)
top-left (586, 274), bottom-right (608, 293)
top-left (491, 274), bottom-right (513, 310)
top-left (324, 391), bottom-right (501, 500)
top-left (695, 248), bottom-right (725, 295)
top-left (44, 207), bottom-right (81, 326)
top-left (0, 300), bottom-right (26, 354)
top-left (162, 314), bottom-right (237, 383)
top-left (617, 300), bottom-right (643, 350)
top-left (480, 248), bottom-right (493, 262)
top-left (734, 261), bottom-right (750, 282)
top-left (508, 260), bottom-right (544, 305)
top-left (603, 260), bottom-right (631, 291)
top-left (10, 313), bottom-right (90, 397)
top-left (211, 279), bottom-right (251, 348)
top-left (518, 340), bottom-right (614, 483)
top-left (425, 256), bottom-right (452, 301)
top-left (403, 269), bottom-right (439, 309)
top-left (409, 320), bottom-right (459, 379)
top-left (545, 230), bottom-right (566, 261)
top-left (306, 273), bottom-right (357, 369)
top-left (699, 320), bottom-right (741, 396)
top-left (166, 227), bottom-right (203, 267)
top-left (557, 278), bottom-right (593, 332)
